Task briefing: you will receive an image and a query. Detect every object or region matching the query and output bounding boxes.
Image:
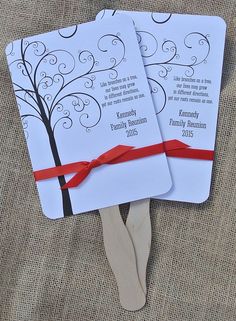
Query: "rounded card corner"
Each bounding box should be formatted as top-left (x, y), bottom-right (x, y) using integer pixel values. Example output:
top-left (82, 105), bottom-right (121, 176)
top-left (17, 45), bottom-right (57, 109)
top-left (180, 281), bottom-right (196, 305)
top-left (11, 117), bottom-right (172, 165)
top-left (41, 210), bottom-right (57, 221)
top-left (213, 16), bottom-right (227, 30)
top-left (195, 191), bottom-right (211, 204)
top-left (40, 207), bottom-right (65, 221)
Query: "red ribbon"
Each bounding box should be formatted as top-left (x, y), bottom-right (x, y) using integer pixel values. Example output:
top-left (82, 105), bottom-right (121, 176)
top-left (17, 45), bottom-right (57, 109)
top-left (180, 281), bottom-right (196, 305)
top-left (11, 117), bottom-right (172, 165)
top-left (33, 140), bottom-right (214, 189)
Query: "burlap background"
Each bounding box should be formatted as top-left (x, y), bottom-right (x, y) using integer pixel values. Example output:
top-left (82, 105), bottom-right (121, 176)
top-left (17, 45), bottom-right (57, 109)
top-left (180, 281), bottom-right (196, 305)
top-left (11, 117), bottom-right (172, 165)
top-left (0, 1), bottom-right (235, 320)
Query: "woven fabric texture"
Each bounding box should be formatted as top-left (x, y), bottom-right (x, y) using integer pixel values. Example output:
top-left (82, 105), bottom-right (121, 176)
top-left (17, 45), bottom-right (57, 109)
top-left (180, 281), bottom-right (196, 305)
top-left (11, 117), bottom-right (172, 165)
top-left (0, 0), bottom-right (235, 320)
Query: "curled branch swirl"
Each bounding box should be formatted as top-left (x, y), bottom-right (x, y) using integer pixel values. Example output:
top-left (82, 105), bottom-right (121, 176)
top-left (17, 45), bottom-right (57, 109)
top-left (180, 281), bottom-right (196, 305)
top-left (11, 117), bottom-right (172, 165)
top-left (97, 33), bottom-right (126, 70)
top-left (58, 25), bottom-right (78, 38)
top-left (9, 59), bottom-right (33, 76)
top-left (52, 109), bottom-right (73, 133)
top-left (9, 32), bottom-right (127, 138)
top-left (136, 31), bottom-right (158, 58)
top-left (145, 32), bottom-right (210, 78)
top-left (151, 13), bottom-right (172, 24)
top-left (23, 41), bottom-right (47, 57)
top-left (6, 42), bottom-right (15, 56)
top-left (147, 77), bottom-right (167, 114)
top-left (52, 92), bottom-right (101, 131)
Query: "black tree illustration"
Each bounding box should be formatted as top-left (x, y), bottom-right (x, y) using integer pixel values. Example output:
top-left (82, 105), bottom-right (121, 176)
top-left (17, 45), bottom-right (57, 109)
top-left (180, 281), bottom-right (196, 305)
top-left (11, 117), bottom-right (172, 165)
top-left (136, 30), bottom-right (210, 114)
top-left (98, 10), bottom-right (210, 115)
top-left (7, 32), bottom-right (125, 217)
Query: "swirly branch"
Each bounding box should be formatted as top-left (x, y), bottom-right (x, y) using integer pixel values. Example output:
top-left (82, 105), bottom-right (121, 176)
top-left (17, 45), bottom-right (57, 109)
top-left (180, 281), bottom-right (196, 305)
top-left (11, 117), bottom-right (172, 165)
top-left (13, 83), bottom-right (50, 117)
top-left (37, 73), bottom-right (54, 90)
top-left (136, 31), bottom-right (158, 58)
top-left (145, 33), bottom-right (210, 77)
top-left (161, 40), bottom-right (179, 64)
top-left (21, 114), bottom-right (43, 122)
top-left (147, 77), bottom-right (167, 114)
top-left (97, 33), bottom-right (125, 70)
top-left (82, 75), bottom-right (96, 89)
top-left (75, 94), bottom-right (101, 131)
top-left (15, 95), bottom-right (42, 117)
top-left (23, 40), bottom-right (47, 58)
top-left (184, 32), bottom-right (210, 66)
top-left (20, 114), bottom-right (43, 139)
top-left (52, 109), bottom-right (73, 134)
top-left (33, 49), bottom-right (76, 86)
top-left (50, 34), bottom-right (125, 114)
top-left (10, 34), bottom-right (126, 134)
top-left (51, 94), bottom-right (87, 120)
top-left (13, 83), bottom-right (39, 108)
top-left (51, 92), bottom-right (101, 131)
top-left (9, 59), bottom-right (33, 76)
top-left (78, 50), bottom-right (98, 75)
top-left (151, 13), bottom-right (172, 24)
top-left (145, 64), bottom-right (172, 79)
top-left (58, 25), bottom-right (78, 38)
top-left (6, 42), bottom-right (15, 56)
top-left (20, 40), bottom-right (37, 91)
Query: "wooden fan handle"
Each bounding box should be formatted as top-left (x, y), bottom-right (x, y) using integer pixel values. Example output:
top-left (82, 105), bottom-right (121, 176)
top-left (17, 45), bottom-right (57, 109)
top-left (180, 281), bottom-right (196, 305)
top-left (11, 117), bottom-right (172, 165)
top-left (126, 199), bottom-right (151, 294)
top-left (99, 205), bottom-right (145, 311)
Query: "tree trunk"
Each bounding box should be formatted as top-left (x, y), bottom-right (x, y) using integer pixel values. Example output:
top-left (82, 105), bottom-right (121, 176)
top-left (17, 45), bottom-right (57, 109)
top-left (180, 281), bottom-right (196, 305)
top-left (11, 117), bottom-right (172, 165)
top-left (33, 90), bottom-right (73, 217)
top-left (20, 44), bottom-right (73, 217)
top-left (46, 125), bottom-right (74, 217)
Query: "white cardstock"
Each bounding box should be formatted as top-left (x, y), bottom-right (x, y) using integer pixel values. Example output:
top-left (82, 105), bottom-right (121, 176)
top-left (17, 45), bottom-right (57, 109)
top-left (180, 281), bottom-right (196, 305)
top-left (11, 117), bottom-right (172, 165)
top-left (97, 10), bottom-right (226, 203)
top-left (6, 15), bottom-right (172, 219)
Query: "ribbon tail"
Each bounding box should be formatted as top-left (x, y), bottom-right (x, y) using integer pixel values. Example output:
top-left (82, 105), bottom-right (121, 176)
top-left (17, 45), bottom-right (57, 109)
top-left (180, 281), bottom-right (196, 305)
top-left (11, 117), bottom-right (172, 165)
top-left (61, 167), bottom-right (91, 189)
top-left (166, 148), bottom-right (214, 160)
top-left (98, 145), bottom-right (134, 163)
top-left (164, 139), bottom-right (190, 151)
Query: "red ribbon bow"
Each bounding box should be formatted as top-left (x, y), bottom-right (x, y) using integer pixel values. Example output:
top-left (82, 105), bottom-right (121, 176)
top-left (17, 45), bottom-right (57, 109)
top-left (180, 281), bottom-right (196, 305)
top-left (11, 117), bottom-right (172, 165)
top-left (33, 140), bottom-right (214, 189)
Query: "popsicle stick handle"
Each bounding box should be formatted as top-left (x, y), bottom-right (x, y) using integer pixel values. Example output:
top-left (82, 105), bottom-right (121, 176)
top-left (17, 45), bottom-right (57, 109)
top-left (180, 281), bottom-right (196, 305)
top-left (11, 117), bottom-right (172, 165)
top-left (126, 198), bottom-right (151, 295)
top-left (99, 205), bottom-right (145, 311)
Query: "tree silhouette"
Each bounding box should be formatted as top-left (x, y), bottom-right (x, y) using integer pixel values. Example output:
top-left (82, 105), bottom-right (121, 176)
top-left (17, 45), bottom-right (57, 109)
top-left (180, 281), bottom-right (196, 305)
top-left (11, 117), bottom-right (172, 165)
top-left (6, 31), bottom-right (125, 217)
